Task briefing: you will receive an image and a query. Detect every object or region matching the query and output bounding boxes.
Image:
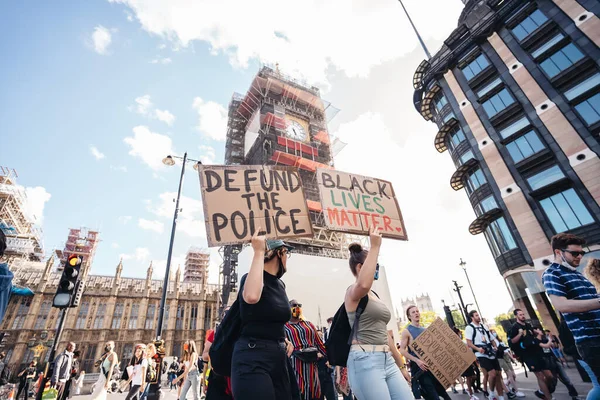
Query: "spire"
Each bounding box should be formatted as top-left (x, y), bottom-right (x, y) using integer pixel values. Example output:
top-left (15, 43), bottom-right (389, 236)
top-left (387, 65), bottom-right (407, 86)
top-left (116, 258), bottom-right (123, 278)
top-left (175, 264), bottom-right (181, 281)
top-left (147, 261), bottom-right (153, 279)
top-left (398, 0), bottom-right (432, 59)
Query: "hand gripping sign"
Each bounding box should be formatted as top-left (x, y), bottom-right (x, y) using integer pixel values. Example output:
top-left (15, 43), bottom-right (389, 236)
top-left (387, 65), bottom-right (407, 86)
top-left (316, 168), bottom-right (408, 240)
top-left (198, 165), bottom-right (314, 247)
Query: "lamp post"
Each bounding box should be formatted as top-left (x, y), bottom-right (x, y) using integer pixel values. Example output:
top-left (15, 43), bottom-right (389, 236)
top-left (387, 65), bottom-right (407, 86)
top-left (460, 258), bottom-right (483, 320)
top-left (148, 153), bottom-right (201, 400)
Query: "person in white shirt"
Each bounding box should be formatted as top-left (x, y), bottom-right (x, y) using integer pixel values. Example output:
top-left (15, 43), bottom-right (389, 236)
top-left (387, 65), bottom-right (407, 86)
top-left (125, 344), bottom-right (148, 400)
top-left (70, 371), bottom-right (85, 398)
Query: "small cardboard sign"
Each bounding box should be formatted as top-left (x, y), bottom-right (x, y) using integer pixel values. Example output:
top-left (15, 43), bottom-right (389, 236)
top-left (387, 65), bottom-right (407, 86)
top-left (410, 318), bottom-right (476, 389)
top-left (198, 165), bottom-right (314, 247)
top-left (316, 168), bottom-right (408, 240)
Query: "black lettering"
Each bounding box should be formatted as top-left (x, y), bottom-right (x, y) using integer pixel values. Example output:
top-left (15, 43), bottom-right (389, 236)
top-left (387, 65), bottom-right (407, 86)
top-left (263, 209), bottom-right (272, 234)
top-left (212, 213), bottom-right (228, 242)
top-left (273, 170), bottom-right (289, 191)
top-left (290, 209), bottom-right (306, 234)
top-left (336, 174), bottom-right (349, 191)
top-left (204, 170), bottom-right (223, 193)
top-left (249, 210), bottom-right (256, 236)
top-left (260, 170), bottom-right (274, 191)
top-left (241, 193), bottom-right (255, 210)
top-left (363, 179), bottom-right (377, 196)
top-left (224, 170), bottom-right (240, 192)
top-left (256, 192), bottom-right (270, 210)
top-left (377, 180), bottom-right (391, 199)
top-left (271, 192), bottom-right (282, 211)
top-left (321, 172), bottom-right (335, 188)
top-left (274, 210), bottom-right (291, 234)
top-left (287, 170), bottom-right (301, 193)
top-left (244, 169), bottom-right (258, 192)
top-left (230, 211), bottom-right (247, 239)
top-left (350, 176), bottom-right (364, 193)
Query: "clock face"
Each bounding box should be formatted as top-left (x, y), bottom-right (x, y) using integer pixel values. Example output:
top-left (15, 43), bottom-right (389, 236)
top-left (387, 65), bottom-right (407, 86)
top-left (286, 120), bottom-right (307, 141)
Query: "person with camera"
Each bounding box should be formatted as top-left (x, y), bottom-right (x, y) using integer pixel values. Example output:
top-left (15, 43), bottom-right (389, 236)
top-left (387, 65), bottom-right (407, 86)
top-left (489, 330), bottom-right (523, 398)
top-left (508, 310), bottom-right (553, 400)
top-left (465, 310), bottom-right (505, 400)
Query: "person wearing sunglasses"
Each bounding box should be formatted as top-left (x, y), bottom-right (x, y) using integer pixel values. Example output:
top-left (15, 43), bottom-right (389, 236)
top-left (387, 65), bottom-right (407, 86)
top-left (542, 233), bottom-right (600, 387)
top-left (231, 230), bottom-right (296, 400)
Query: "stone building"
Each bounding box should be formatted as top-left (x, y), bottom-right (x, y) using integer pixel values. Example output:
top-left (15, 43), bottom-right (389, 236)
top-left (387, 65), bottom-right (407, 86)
top-left (400, 293), bottom-right (434, 323)
top-left (0, 256), bottom-right (219, 373)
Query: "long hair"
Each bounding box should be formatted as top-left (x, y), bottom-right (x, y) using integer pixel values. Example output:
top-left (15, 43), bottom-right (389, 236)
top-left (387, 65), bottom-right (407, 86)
top-left (130, 344), bottom-right (147, 365)
top-left (584, 258), bottom-right (600, 290)
top-left (181, 340), bottom-right (197, 362)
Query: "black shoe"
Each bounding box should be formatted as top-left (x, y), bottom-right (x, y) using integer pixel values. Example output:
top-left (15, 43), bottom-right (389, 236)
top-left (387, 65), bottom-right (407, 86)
top-left (508, 392), bottom-right (516, 399)
top-left (463, 389), bottom-right (468, 395)
top-left (483, 390), bottom-right (489, 399)
top-left (453, 388), bottom-right (458, 394)
top-left (534, 390), bottom-right (545, 399)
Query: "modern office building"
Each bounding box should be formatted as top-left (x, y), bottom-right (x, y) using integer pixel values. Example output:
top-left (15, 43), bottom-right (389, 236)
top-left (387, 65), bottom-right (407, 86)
top-left (413, 0), bottom-right (599, 329)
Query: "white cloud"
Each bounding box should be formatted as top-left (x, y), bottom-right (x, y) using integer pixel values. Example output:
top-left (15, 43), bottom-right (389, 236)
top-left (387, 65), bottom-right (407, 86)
top-left (192, 97), bottom-right (227, 141)
top-left (158, 43), bottom-right (167, 50)
top-left (138, 218), bottom-right (164, 233)
top-left (91, 25), bottom-right (112, 55)
top-left (22, 186), bottom-right (51, 225)
top-left (124, 125), bottom-right (175, 170)
top-left (133, 95), bottom-right (153, 115)
top-left (106, 0), bottom-right (462, 83)
top-left (110, 165), bottom-right (128, 172)
top-left (111, 242), bottom-right (120, 249)
top-left (152, 253), bottom-right (186, 280)
top-left (150, 57), bottom-right (172, 64)
top-left (121, 247), bottom-right (151, 261)
top-left (155, 109), bottom-right (175, 126)
top-left (118, 216), bottom-right (132, 224)
top-left (198, 145), bottom-right (216, 164)
top-left (89, 146), bottom-right (105, 160)
top-left (148, 192), bottom-right (206, 238)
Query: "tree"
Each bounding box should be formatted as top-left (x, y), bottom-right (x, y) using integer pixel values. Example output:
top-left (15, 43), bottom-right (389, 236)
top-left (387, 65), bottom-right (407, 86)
top-left (495, 313), bottom-right (513, 326)
top-left (451, 310), bottom-right (466, 328)
top-left (420, 311), bottom-right (437, 327)
top-left (491, 324), bottom-right (508, 342)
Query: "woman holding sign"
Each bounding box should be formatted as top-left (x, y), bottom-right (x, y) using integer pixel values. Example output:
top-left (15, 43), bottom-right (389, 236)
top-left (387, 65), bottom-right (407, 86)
top-left (345, 227), bottom-right (413, 400)
top-left (231, 230), bottom-right (297, 400)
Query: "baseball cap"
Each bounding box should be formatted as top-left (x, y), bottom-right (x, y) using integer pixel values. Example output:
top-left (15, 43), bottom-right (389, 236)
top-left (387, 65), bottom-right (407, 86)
top-left (266, 239), bottom-right (294, 252)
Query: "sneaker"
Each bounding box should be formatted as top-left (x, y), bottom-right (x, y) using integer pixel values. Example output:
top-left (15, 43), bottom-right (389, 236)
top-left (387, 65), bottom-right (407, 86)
top-left (515, 391), bottom-right (525, 398)
top-left (464, 389), bottom-right (469, 395)
top-left (453, 387), bottom-right (459, 394)
top-left (534, 390), bottom-right (545, 399)
top-left (507, 392), bottom-right (516, 399)
top-left (484, 390), bottom-right (490, 399)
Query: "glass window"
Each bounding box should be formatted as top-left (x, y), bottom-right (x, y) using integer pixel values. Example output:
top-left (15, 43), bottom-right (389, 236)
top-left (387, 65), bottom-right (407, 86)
top-left (482, 88), bottom-right (515, 118)
top-left (477, 78), bottom-right (502, 98)
top-left (189, 306), bottom-right (198, 331)
top-left (475, 195), bottom-right (499, 216)
top-left (531, 33), bottom-right (565, 59)
top-left (506, 130), bottom-right (545, 163)
top-left (527, 165), bottom-right (565, 190)
top-left (176, 304), bottom-right (184, 330)
top-left (145, 303), bottom-right (156, 330)
top-left (466, 168), bottom-right (487, 194)
top-left (111, 303), bottom-right (124, 330)
top-left (512, 9), bottom-right (548, 41)
top-left (462, 54), bottom-right (490, 81)
top-left (484, 217), bottom-right (518, 258)
top-left (128, 304), bottom-right (139, 330)
top-left (11, 298), bottom-right (30, 330)
top-left (448, 127), bottom-right (466, 151)
top-left (574, 92), bottom-right (600, 126)
top-left (434, 95), bottom-right (448, 112)
top-left (499, 116), bottom-right (530, 139)
top-left (204, 306), bottom-right (213, 331)
top-left (75, 302), bottom-right (89, 330)
top-left (34, 301), bottom-right (51, 330)
top-left (540, 43), bottom-right (584, 78)
top-left (540, 189), bottom-right (595, 232)
top-left (565, 74), bottom-right (600, 101)
top-left (93, 304), bottom-right (106, 329)
top-left (443, 112), bottom-right (455, 123)
top-left (460, 150), bottom-right (475, 165)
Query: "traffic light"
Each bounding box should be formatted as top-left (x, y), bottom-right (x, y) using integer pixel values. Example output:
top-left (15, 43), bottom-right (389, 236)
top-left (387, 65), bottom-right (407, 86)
top-left (53, 255), bottom-right (83, 308)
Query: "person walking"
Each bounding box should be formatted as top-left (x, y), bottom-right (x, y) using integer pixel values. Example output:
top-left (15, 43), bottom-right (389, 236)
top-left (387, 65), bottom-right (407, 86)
top-left (334, 366), bottom-right (353, 400)
top-left (52, 342), bottom-right (76, 399)
top-left (400, 305), bottom-right (453, 400)
top-left (124, 344), bottom-right (148, 400)
top-left (174, 340), bottom-right (200, 400)
top-left (285, 299), bottom-right (327, 400)
top-left (16, 361), bottom-right (36, 399)
top-left (534, 328), bottom-right (579, 400)
top-left (344, 228), bottom-right (412, 400)
top-left (466, 310), bottom-right (505, 400)
top-left (168, 357), bottom-right (179, 390)
top-left (71, 371), bottom-right (85, 398)
top-left (231, 231), bottom-right (295, 400)
top-left (90, 341), bottom-right (118, 400)
top-left (61, 350), bottom-right (80, 400)
top-left (138, 342), bottom-right (156, 400)
top-left (542, 233), bottom-right (600, 385)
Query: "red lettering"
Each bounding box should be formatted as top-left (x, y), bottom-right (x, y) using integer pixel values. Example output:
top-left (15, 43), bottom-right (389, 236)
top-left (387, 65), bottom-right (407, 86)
top-left (327, 208), bottom-right (340, 225)
top-left (340, 209), bottom-right (352, 226)
top-left (347, 210), bottom-right (360, 226)
top-left (383, 215), bottom-right (393, 232)
top-left (370, 213), bottom-right (381, 229)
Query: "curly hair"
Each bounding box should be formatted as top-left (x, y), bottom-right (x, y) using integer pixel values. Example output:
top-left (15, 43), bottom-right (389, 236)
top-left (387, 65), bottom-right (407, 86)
top-left (584, 258), bottom-right (600, 290)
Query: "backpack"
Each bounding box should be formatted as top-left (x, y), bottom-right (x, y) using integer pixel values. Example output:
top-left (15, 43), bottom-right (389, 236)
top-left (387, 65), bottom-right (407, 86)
top-left (209, 276), bottom-right (245, 377)
top-left (146, 360), bottom-right (157, 383)
top-left (324, 294), bottom-right (370, 367)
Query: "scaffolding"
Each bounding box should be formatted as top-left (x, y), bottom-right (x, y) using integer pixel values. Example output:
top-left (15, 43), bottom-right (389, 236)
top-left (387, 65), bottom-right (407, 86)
top-left (183, 247), bottom-right (209, 286)
top-left (0, 167), bottom-right (44, 262)
top-left (59, 227), bottom-right (99, 279)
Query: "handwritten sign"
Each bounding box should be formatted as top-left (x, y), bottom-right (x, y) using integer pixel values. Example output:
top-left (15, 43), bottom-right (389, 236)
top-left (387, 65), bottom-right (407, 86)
top-left (316, 168), bottom-right (407, 240)
top-left (410, 318), bottom-right (476, 389)
top-left (198, 165), bottom-right (313, 247)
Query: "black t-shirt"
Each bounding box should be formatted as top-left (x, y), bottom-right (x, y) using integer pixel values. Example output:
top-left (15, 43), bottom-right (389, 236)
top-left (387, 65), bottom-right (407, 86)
top-left (539, 336), bottom-right (553, 357)
top-left (509, 322), bottom-right (542, 358)
top-left (239, 271), bottom-right (291, 341)
top-left (20, 367), bottom-right (35, 383)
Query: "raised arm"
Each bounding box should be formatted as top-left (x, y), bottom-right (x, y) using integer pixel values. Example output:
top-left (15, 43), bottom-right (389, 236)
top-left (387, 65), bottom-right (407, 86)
top-left (242, 230), bottom-right (266, 304)
top-left (346, 228), bottom-right (382, 302)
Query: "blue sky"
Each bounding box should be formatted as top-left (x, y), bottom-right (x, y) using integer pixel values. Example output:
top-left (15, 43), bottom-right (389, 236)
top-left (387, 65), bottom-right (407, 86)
top-left (0, 0), bottom-right (516, 318)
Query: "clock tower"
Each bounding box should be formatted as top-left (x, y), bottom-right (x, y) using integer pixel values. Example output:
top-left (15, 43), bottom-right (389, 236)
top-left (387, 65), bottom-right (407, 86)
top-left (219, 65), bottom-right (364, 307)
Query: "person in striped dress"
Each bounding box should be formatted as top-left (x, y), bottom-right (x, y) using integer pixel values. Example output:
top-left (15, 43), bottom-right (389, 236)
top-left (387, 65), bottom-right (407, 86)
top-left (285, 300), bottom-right (327, 400)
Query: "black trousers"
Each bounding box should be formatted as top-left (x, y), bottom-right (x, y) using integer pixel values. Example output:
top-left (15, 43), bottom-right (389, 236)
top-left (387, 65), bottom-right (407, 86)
top-left (231, 337), bottom-right (293, 400)
top-left (319, 376), bottom-right (336, 400)
top-left (16, 381), bottom-right (30, 399)
top-left (125, 384), bottom-right (142, 400)
top-left (411, 362), bottom-right (450, 400)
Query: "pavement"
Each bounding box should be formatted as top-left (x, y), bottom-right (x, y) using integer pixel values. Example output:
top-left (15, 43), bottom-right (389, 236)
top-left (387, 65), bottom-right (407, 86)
top-left (72, 364), bottom-right (594, 400)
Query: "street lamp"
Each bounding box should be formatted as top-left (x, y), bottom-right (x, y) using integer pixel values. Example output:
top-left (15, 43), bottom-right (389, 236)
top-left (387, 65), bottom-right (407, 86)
top-left (150, 153), bottom-right (201, 400)
top-left (460, 258), bottom-right (484, 321)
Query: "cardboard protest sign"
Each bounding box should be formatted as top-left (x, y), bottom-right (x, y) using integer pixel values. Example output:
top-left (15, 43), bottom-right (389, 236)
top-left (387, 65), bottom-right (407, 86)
top-left (198, 165), bottom-right (314, 247)
top-left (316, 168), bottom-right (408, 240)
top-left (410, 318), bottom-right (476, 389)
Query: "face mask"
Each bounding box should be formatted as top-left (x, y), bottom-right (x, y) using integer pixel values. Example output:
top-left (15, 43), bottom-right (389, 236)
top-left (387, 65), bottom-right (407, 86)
top-left (276, 253), bottom-right (286, 278)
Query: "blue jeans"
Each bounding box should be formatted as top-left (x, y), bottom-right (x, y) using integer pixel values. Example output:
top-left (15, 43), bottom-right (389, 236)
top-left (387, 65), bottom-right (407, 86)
top-left (179, 369), bottom-right (200, 400)
top-left (347, 349), bottom-right (413, 400)
top-left (578, 360), bottom-right (600, 400)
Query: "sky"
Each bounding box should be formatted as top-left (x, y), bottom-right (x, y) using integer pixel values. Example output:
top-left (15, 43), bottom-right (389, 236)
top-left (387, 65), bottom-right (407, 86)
top-left (0, 0), bottom-right (514, 321)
